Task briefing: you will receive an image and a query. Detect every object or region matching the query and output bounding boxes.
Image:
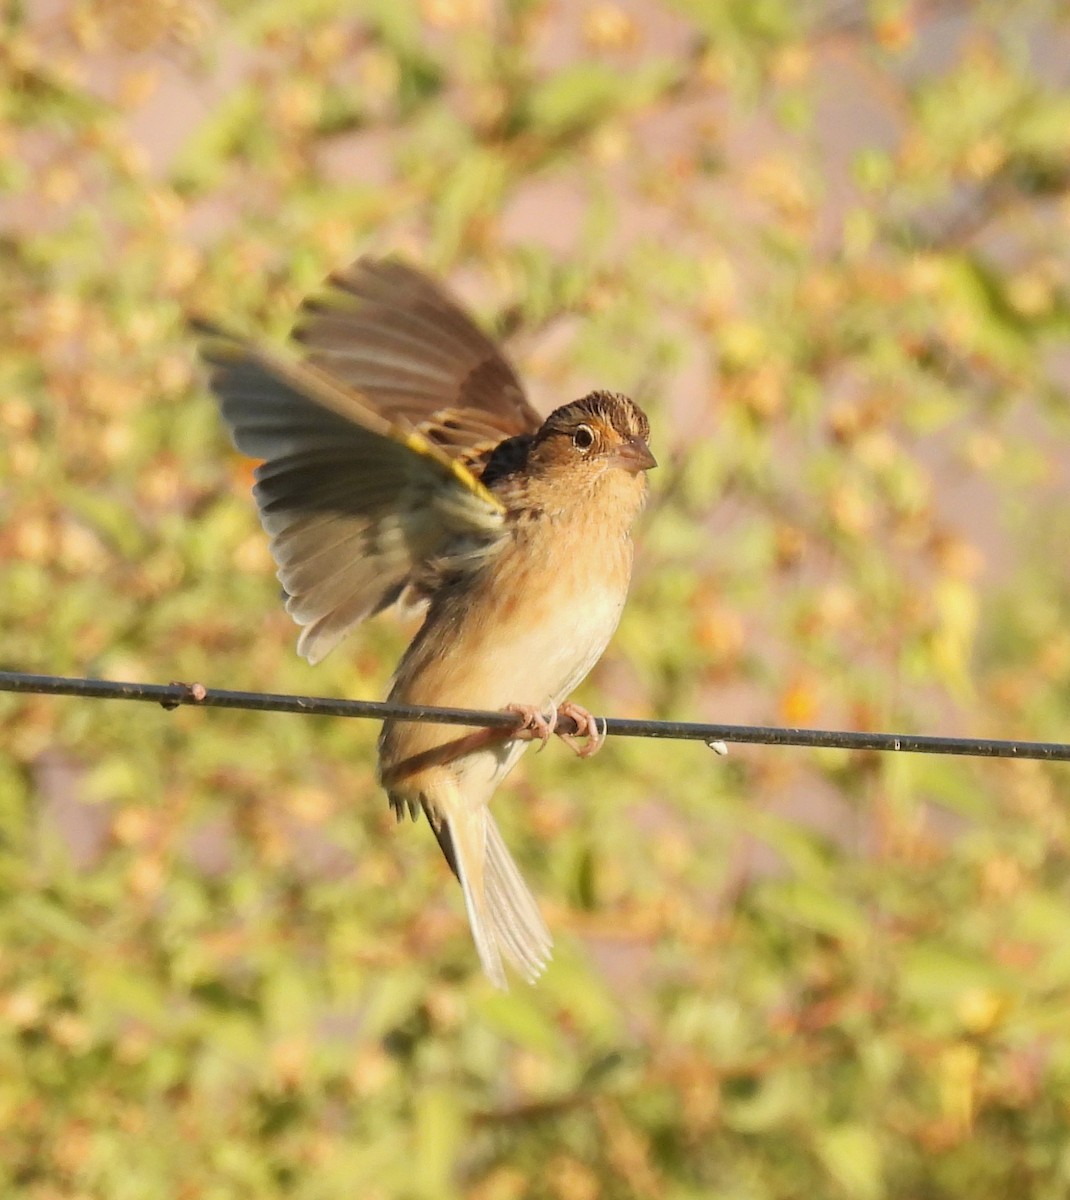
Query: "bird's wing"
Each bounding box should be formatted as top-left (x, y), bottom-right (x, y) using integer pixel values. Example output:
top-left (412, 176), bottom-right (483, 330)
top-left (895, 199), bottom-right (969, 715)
top-left (197, 325), bottom-right (507, 665)
top-left (291, 257), bottom-right (544, 466)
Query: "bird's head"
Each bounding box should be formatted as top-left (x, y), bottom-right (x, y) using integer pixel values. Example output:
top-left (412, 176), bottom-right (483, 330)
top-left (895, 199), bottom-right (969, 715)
top-left (526, 392), bottom-right (656, 489)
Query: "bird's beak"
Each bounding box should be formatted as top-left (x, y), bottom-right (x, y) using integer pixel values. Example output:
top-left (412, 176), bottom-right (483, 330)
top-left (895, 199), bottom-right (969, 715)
top-left (611, 436), bottom-right (657, 474)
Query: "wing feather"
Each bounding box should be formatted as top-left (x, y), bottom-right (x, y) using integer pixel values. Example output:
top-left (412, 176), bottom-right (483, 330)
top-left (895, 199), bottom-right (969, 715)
top-left (198, 328), bottom-right (507, 664)
top-left (292, 257), bottom-right (543, 450)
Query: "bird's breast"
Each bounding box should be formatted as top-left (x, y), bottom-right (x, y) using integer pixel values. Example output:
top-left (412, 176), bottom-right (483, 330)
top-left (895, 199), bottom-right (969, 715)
top-left (379, 514), bottom-right (634, 803)
top-left (378, 467), bottom-right (643, 813)
top-left (429, 519), bottom-right (633, 713)
top-left (478, 558), bottom-right (627, 711)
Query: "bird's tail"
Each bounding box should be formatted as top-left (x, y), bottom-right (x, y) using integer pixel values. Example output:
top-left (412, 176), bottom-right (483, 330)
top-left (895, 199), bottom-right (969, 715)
top-left (426, 787), bottom-right (552, 989)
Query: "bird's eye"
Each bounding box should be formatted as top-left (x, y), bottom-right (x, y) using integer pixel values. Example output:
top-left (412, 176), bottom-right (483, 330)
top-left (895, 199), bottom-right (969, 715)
top-left (572, 424), bottom-right (595, 451)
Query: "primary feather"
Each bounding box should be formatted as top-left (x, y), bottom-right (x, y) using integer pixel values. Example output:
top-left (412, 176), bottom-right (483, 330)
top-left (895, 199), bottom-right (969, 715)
top-left (197, 327), bottom-right (507, 664)
top-left (293, 257), bottom-right (543, 467)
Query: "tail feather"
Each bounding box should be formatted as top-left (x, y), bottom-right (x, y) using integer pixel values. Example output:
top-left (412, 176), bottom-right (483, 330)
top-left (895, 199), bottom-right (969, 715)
top-left (426, 791), bottom-right (552, 988)
top-left (484, 816), bottom-right (552, 982)
top-left (441, 803), bottom-right (507, 989)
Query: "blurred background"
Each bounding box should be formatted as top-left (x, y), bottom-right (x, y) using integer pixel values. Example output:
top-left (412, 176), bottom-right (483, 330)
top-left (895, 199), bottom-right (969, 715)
top-left (2, 1), bottom-right (1070, 1196)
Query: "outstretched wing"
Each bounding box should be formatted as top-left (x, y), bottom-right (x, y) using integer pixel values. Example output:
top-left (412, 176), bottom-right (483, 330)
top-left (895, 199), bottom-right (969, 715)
top-left (197, 325), bottom-right (507, 665)
top-left (291, 257), bottom-right (543, 466)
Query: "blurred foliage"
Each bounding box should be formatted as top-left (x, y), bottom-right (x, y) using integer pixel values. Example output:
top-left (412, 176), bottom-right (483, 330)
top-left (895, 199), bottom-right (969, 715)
top-left (2, 0), bottom-right (1070, 1196)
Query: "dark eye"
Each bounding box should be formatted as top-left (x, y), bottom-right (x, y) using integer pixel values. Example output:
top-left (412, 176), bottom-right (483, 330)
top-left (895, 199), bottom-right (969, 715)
top-left (572, 424), bottom-right (595, 451)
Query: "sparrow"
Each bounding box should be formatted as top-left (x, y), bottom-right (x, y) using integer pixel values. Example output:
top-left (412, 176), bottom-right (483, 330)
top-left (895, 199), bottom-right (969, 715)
top-left (196, 257), bottom-right (655, 988)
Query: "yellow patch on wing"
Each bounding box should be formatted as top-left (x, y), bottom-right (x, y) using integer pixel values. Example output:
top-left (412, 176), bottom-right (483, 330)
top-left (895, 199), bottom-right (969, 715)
top-left (197, 326), bottom-right (505, 514)
top-left (395, 426), bottom-right (503, 510)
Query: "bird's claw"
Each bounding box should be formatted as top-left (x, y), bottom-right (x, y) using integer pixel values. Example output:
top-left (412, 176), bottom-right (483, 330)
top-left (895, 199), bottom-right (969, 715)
top-left (555, 701), bottom-right (607, 759)
top-left (505, 701), bottom-right (606, 758)
top-left (506, 702), bottom-right (558, 751)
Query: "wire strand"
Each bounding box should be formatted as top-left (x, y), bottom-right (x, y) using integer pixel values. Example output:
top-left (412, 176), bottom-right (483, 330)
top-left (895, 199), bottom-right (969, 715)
top-left (2, 670), bottom-right (1068, 762)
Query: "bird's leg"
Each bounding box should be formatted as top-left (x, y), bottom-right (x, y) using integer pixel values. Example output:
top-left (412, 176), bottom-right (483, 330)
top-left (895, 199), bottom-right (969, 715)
top-left (555, 701), bottom-right (607, 759)
top-left (505, 702), bottom-right (558, 751)
top-left (385, 702), bottom-right (599, 787)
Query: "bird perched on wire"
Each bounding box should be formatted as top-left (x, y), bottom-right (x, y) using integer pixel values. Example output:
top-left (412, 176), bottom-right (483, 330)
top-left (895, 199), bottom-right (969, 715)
top-left (196, 258), bottom-right (655, 988)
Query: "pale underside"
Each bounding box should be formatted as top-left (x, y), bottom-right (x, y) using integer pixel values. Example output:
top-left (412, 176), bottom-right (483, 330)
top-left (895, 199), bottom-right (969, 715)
top-left (379, 509), bottom-right (634, 812)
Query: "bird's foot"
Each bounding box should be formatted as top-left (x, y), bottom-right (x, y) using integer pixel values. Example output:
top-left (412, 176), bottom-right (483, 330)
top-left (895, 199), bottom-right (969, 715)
top-left (555, 701), bottom-right (607, 759)
top-left (506, 702), bottom-right (558, 751)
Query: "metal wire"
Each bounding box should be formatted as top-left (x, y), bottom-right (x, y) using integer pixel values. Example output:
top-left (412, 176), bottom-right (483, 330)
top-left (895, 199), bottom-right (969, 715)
top-left (2, 670), bottom-right (1068, 762)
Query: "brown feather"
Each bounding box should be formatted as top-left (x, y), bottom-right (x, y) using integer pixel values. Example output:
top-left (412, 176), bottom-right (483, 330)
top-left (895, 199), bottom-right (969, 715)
top-left (198, 330), bottom-right (506, 664)
top-left (293, 257), bottom-right (543, 459)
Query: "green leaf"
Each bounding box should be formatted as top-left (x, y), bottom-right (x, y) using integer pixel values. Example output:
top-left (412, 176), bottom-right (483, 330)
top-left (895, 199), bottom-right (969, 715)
top-left (814, 1124), bottom-right (884, 1200)
top-left (170, 85), bottom-right (263, 194)
top-left (473, 988), bottom-right (564, 1057)
top-left (524, 62), bottom-right (676, 139)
